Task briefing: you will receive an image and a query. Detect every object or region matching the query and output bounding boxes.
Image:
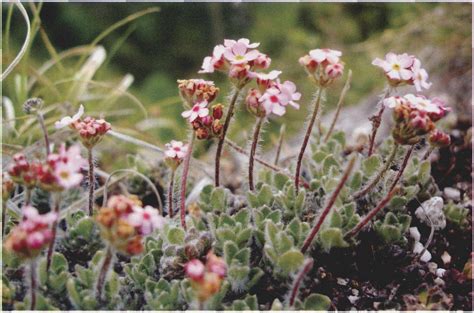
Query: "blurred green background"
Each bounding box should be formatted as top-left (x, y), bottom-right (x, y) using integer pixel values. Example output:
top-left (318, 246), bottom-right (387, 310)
top-left (2, 2), bottom-right (471, 171)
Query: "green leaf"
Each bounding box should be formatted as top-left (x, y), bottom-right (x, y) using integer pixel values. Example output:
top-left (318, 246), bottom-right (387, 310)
top-left (210, 187), bottom-right (227, 212)
top-left (322, 155), bottom-right (339, 174)
top-left (167, 228), bottom-right (185, 245)
top-left (418, 160), bottom-right (431, 185)
top-left (258, 184), bottom-right (274, 206)
top-left (319, 228), bottom-right (349, 252)
top-left (216, 228), bottom-right (236, 243)
top-left (276, 249), bottom-right (304, 274)
top-left (350, 171), bottom-right (362, 189)
top-left (304, 293), bottom-right (331, 310)
top-left (313, 151), bottom-right (328, 163)
top-left (274, 173), bottom-right (289, 190)
top-left (234, 208), bottom-right (250, 225)
top-left (389, 196), bottom-right (408, 210)
top-left (363, 155), bottom-right (381, 177)
top-left (329, 210), bottom-right (343, 228)
top-left (223, 241), bottom-right (239, 265)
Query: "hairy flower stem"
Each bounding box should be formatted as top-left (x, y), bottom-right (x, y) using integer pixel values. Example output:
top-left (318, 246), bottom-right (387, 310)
top-left (389, 145), bottom-right (415, 192)
top-left (352, 143), bottom-right (399, 200)
top-left (295, 87), bottom-right (324, 193)
top-left (46, 193), bottom-right (61, 273)
top-left (215, 87), bottom-right (242, 187)
top-left (249, 117), bottom-right (264, 191)
top-left (345, 186), bottom-right (400, 239)
top-left (274, 124), bottom-right (285, 166)
top-left (225, 139), bottom-right (310, 189)
top-left (96, 245), bottom-right (114, 302)
top-left (88, 147), bottom-right (95, 216)
top-left (289, 258), bottom-right (314, 307)
top-left (36, 112), bottom-right (51, 155)
top-left (29, 259), bottom-right (37, 310)
top-left (323, 70), bottom-right (352, 143)
top-left (180, 132), bottom-right (195, 230)
top-left (422, 146), bottom-right (434, 161)
top-left (167, 170), bottom-right (175, 218)
top-left (367, 87), bottom-right (391, 156)
top-left (301, 156), bottom-right (356, 254)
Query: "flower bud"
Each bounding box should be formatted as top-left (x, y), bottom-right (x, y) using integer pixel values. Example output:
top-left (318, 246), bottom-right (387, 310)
top-left (196, 127), bottom-right (210, 140)
top-left (212, 103), bottom-right (224, 120)
top-left (429, 129), bottom-right (451, 147)
top-left (212, 120), bottom-right (223, 136)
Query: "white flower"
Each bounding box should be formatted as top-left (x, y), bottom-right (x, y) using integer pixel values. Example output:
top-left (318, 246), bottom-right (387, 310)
top-left (372, 52), bottom-right (414, 80)
top-left (164, 140), bottom-right (188, 159)
top-left (405, 94), bottom-right (441, 114)
top-left (412, 58), bottom-right (432, 91)
top-left (55, 105), bottom-right (84, 129)
top-left (309, 48), bottom-right (342, 64)
top-left (181, 101), bottom-right (209, 122)
top-left (127, 206), bottom-right (164, 235)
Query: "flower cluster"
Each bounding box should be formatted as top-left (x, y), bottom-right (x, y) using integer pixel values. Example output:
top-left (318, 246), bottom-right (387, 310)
top-left (299, 48), bottom-right (345, 87)
top-left (4, 206), bottom-right (57, 259)
top-left (96, 195), bottom-right (164, 255)
top-left (384, 94), bottom-right (450, 145)
top-left (181, 97), bottom-right (224, 140)
top-left (178, 79), bottom-right (219, 105)
top-left (372, 52), bottom-right (431, 91)
top-left (55, 104), bottom-right (111, 148)
top-left (199, 38), bottom-right (270, 87)
top-left (246, 71), bottom-right (301, 117)
top-left (184, 251), bottom-right (227, 302)
top-left (164, 140), bottom-right (189, 170)
top-left (7, 153), bottom-right (37, 189)
top-left (36, 144), bottom-right (87, 191)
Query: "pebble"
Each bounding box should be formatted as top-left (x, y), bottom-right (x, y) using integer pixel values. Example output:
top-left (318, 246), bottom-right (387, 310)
top-left (409, 227), bottom-right (421, 242)
top-left (428, 262), bottom-right (438, 274)
top-left (444, 187), bottom-right (461, 201)
top-left (434, 277), bottom-right (445, 286)
top-left (415, 196), bottom-right (446, 230)
top-left (441, 251), bottom-right (452, 264)
top-left (348, 295), bottom-right (359, 304)
top-left (337, 278), bottom-right (348, 286)
top-left (436, 268), bottom-right (446, 277)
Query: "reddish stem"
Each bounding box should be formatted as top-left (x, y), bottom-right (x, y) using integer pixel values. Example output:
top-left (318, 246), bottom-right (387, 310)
top-left (295, 88), bottom-right (323, 193)
top-left (96, 245), bottom-right (114, 302)
top-left (88, 148), bottom-right (95, 216)
top-left (249, 117), bottom-right (264, 191)
top-left (367, 88), bottom-right (390, 156)
top-left (388, 145), bottom-right (414, 192)
top-left (301, 156), bottom-right (356, 254)
top-left (289, 258), bottom-right (314, 307)
top-left (30, 259), bottom-right (37, 310)
top-left (168, 169), bottom-right (175, 218)
top-left (215, 87), bottom-right (242, 187)
top-left (46, 193), bottom-right (61, 273)
top-left (180, 133), bottom-right (195, 230)
top-left (345, 186), bottom-right (400, 239)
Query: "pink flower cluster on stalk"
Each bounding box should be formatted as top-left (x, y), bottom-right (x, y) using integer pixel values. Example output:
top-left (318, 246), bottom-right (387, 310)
top-left (384, 94), bottom-right (451, 145)
top-left (184, 251), bottom-right (227, 302)
top-left (4, 206), bottom-right (57, 258)
top-left (180, 80), bottom-right (224, 140)
top-left (36, 144), bottom-right (87, 191)
top-left (7, 154), bottom-right (38, 189)
top-left (164, 140), bottom-right (189, 169)
top-left (246, 71), bottom-right (301, 117)
top-left (55, 105), bottom-right (111, 148)
top-left (299, 48), bottom-right (345, 87)
top-left (372, 53), bottom-right (432, 91)
top-left (96, 195), bottom-right (164, 255)
top-left (199, 38), bottom-right (270, 87)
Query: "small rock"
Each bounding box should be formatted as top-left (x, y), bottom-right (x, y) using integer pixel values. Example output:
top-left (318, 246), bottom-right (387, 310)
top-left (436, 268), bottom-right (446, 277)
top-left (352, 289), bottom-right (359, 296)
top-left (420, 250), bottom-right (432, 263)
top-left (409, 227), bottom-right (421, 242)
top-left (348, 295), bottom-right (359, 304)
top-left (415, 196), bottom-right (446, 230)
top-left (441, 251), bottom-right (452, 264)
top-left (413, 242), bottom-right (432, 262)
top-left (428, 262), bottom-right (438, 274)
top-left (444, 187), bottom-right (461, 201)
top-left (434, 277), bottom-right (445, 285)
top-left (337, 278), bottom-right (348, 286)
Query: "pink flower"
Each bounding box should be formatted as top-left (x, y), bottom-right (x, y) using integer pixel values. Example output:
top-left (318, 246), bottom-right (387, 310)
top-left (55, 105), bottom-right (84, 129)
top-left (383, 96), bottom-right (408, 109)
top-left (325, 62), bottom-right (344, 79)
top-left (164, 140), bottom-right (188, 159)
top-left (259, 87), bottom-right (288, 116)
top-left (224, 38), bottom-right (260, 50)
top-left (429, 97), bottom-right (451, 121)
top-left (185, 259), bottom-right (206, 281)
top-left (251, 52), bottom-right (271, 69)
top-left (206, 252), bottom-right (227, 278)
top-left (372, 52), bottom-right (414, 81)
top-left (127, 205), bottom-right (164, 235)
top-left (199, 45), bottom-right (227, 73)
top-left (412, 59), bottom-right (432, 91)
top-left (181, 101), bottom-right (210, 122)
top-left (279, 80), bottom-right (301, 109)
top-left (309, 48), bottom-right (342, 64)
top-left (228, 63), bottom-right (252, 81)
top-left (254, 70), bottom-right (281, 91)
top-left (404, 94), bottom-right (442, 114)
top-left (54, 162), bottom-right (84, 189)
top-left (223, 41), bottom-right (260, 65)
